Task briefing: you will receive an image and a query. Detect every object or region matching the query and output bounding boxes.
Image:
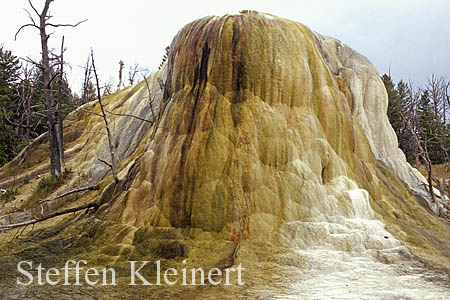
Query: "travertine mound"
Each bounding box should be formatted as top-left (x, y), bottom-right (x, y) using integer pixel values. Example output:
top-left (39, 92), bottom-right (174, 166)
top-left (0, 11), bottom-right (449, 273)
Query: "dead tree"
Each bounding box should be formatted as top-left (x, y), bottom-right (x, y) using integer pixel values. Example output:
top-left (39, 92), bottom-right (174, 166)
top-left (446, 81), bottom-right (450, 120)
top-left (9, 63), bottom-right (36, 144)
top-left (425, 75), bottom-right (450, 200)
top-left (15, 0), bottom-right (86, 178)
top-left (128, 63), bottom-right (140, 86)
top-left (102, 77), bottom-right (115, 96)
top-left (81, 54), bottom-right (94, 104)
top-left (82, 52), bottom-right (153, 184)
top-left (117, 60), bottom-right (124, 91)
top-left (56, 36), bottom-right (65, 174)
top-left (129, 64), bottom-right (150, 86)
top-left (91, 49), bottom-right (119, 184)
top-left (408, 120), bottom-right (436, 203)
top-left (143, 75), bottom-right (156, 120)
top-left (406, 87), bottom-right (436, 203)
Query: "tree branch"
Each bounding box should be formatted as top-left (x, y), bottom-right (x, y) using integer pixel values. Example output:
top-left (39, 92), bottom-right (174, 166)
top-left (1, 111), bottom-right (31, 130)
top-left (98, 158), bottom-right (112, 168)
top-left (79, 108), bottom-right (103, 118)
top-left (105, 110), bottom-right (153, 123)
top-left (47, 71), bottom-right (60, 88)
top-left (0, 202), bottom-right (97, 231)
top-left (46, 19), bottom-right (88, 28)
top-left (19, 56), bottom-right (42, 67)
top-left (23, 8), bottom-right (37, 26)
top-left (28, 0), bottom-right (41, 18)
top-left (14, 24), bottom-right (40, 40)
top-left (143, 75), bottom-right (156, 120)
top-left (38, 185), bottom-right (98, 204)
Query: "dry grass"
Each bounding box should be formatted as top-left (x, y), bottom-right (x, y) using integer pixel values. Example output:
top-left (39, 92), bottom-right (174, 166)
top-left (414, 163), bottom-right (449, 197)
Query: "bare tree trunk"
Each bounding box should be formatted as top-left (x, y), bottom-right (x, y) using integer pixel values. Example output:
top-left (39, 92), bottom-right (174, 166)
top-left (415, 149), bottom-right (421, 170)
top-left (429, 74), bottom-right (440, 123)
top-left (425, 163), bottom-right (436, 203)
top-left (15, 0), bottom-right (86, 177)
top-left (39, 0), bottom-right (61, 178)
top-left (128, 63), bottom-right (139, 86)
top-left (82, 55), bottom-right (92, 104)
top-left (117, 60), bottom-right (124, 91)
top-left (25, 91), bottom-right (31, 143)
top-left (422, 136), bottom-right (436, 203)
top-left (407, 118), bottom-right (435, 202)
top-left (143, 75), bottom-right (156, 120)
top-left (56, 36), bottom-right (65, 175)
top-left (445, 81), bottom-right (449, 125)
top-left (92, 49), bottom-right (119, 184)
top-left (24, 85), bottom-right (33, 144)
top-left (444, 162), bottom-right (450, 196)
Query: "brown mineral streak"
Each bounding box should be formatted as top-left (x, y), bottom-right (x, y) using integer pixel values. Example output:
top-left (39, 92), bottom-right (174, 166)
top-left (149, 13), bottom-right (350, 231)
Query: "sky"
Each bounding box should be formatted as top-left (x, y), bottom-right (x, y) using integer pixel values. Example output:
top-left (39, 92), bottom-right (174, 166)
top-left (1, 0), bottom-right (449, 93)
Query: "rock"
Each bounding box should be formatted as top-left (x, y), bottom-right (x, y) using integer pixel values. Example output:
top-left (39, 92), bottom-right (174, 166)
top-left (1, 10), bottom-right (449, 276)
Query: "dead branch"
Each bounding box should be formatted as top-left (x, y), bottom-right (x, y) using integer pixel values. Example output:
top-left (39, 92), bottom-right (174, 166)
top-left (105, 110), bottom-right (153, 123)
top-left (142, 75), bottom-right (156, 120)
top-left (1, 108), bottom-right (34, 129)
top-left (15, 24), bottom-right (40, 40)
top-left (47, 71), bottom-right (60, 88)
top-left (16, 0), bottom-right (87, 40)
top-left (38, 185), bottom-right (98, 204)
top-left (98, 158), bottom-right (112, 168)
top-left (19, 56), bottom-right (41, 67)
top-left (83, 131), bottom-right (108, 136)
top-left (27, 0), bottom-right (39, 17)
top-left (79, 108), bottom-right (103, 118)
top-left (0, 201), bottom-right (97, 231)
top-left (47, 19), bottom-right (88, 28)
top-left (23, 8), bottom-right (36, 25)
top-left (128, 63), bottom-right (145, 85)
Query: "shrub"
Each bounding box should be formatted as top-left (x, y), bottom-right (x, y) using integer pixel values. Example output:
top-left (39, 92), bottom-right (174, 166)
top-left (33, 174), bottom-right (67, 199)
top-left (0, 189), bottom-right (18, 201)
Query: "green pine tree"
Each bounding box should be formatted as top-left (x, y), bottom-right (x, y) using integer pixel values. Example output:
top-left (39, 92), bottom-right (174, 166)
top-left (382, 74), bottom-right (402, 137)
top-left (0, 47), bottom-right (77, 167)
top-left (0, 46), bottom-right (22, 166)
top-left (417, 90), bottom-right (445, 164)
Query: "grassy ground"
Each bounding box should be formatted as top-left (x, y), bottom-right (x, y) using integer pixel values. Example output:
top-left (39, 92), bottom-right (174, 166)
top-left (414, 163), bottom-right (449, 198)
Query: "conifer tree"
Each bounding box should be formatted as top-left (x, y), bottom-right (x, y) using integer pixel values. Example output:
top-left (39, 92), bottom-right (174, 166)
top-left (0, 46), bottom-right (22, 165)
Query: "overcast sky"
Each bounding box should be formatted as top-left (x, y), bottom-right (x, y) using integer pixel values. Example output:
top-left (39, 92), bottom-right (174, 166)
top-left (1, 0), bottom-right (449, 93)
